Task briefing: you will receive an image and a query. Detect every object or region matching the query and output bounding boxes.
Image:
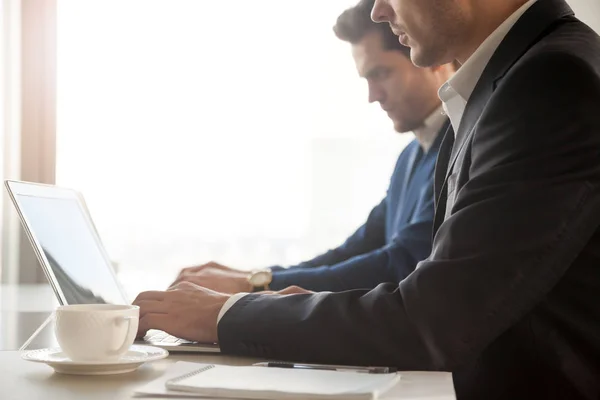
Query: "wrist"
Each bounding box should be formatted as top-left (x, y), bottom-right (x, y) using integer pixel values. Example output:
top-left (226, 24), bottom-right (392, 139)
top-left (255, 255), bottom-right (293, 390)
top-left (246, 268), bottom-right (273, 292)
top-left (214, 293), bottom-right (232, 324)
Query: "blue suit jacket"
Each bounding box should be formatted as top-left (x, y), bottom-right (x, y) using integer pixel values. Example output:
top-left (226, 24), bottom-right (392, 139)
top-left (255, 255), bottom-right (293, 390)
top-left (268, 124), bottom-right (447, 292)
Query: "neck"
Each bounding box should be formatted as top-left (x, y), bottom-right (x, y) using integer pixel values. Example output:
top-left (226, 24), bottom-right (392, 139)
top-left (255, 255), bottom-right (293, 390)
top-left (456, 0), bottom-right (529, 63)
top-left (413, 103), bottom-right (444, 152)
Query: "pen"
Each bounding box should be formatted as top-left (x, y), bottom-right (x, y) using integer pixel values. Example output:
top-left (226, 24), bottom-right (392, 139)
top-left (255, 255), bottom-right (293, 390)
top-left (253, 362), bottom-right (397, 374)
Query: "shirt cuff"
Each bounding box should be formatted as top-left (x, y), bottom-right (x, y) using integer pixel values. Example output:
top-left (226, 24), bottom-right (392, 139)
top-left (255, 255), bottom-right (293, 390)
top-left (217, 292), bottom-right (249, 324)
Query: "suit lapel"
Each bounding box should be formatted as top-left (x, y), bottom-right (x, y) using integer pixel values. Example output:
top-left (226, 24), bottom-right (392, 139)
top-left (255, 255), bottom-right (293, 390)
top-left (433, 125), bottom-right (454, 234)
top-left (442, 0), bottom-right (575, 186)
top-left (433, 0), bottom-right (575, 235)
top-left (433, 123), bottom-right (453, 204)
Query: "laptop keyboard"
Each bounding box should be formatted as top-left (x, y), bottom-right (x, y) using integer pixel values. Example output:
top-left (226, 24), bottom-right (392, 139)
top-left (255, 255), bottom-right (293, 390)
top-left (145, 330), bottom-right (195, 345)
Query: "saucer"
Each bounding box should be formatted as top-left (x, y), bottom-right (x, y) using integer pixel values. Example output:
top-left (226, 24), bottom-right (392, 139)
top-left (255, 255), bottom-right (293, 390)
top-left (21, 345), bottom-right (169, 375)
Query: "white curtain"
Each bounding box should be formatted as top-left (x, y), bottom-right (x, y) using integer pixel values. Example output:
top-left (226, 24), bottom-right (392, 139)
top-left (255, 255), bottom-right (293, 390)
top-left (1, 0), bottom-right (21, 284)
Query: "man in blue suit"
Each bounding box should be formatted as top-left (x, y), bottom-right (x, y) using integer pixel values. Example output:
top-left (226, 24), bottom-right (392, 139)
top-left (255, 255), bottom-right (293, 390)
top-left (171, 0), bottom-right (453, 294)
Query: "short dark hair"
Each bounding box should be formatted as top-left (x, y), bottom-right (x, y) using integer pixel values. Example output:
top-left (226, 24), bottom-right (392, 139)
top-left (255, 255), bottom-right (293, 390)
top-left (333, 0), bottom-right (410, 58)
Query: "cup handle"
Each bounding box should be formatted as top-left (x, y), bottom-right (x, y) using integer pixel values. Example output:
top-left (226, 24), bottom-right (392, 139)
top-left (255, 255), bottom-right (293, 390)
top-left (109, 316), bottom-right (137, 357)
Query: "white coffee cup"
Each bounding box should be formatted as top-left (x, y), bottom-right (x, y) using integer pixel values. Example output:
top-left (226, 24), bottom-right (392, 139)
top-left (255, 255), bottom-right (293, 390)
top-left (55, 304), bottom-right (139, 362)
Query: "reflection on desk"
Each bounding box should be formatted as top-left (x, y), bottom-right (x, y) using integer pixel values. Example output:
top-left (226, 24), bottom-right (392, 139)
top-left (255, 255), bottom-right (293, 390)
top-left (1, 284), bottom-right (60, 351)
top-left (0, 311), bottom-right (58, 351)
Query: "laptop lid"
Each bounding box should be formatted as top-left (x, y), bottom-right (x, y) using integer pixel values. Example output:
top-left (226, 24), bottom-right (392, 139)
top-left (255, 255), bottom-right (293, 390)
top-left (5, 180), bottom-right (130, 306)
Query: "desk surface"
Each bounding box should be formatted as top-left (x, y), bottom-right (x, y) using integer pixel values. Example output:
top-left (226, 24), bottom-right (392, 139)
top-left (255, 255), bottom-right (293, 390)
top-left (1, 284), bottom-right (456, 399)
top-left (0, 351), bottom-right (455, 400)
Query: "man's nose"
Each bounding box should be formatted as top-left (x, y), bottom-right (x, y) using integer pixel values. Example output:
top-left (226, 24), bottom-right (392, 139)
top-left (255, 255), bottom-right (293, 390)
top-left (368, 85), bottom-right (385, 104)
top-left (371, 0), bottom-right (392, 23)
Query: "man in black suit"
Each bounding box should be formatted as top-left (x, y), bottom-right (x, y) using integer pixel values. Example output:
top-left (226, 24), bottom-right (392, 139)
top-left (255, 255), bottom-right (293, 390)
top-left (133, 0), bottom-right (600, 398)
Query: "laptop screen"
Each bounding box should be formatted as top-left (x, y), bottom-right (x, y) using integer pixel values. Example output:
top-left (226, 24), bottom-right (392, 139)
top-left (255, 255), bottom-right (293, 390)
top-left (16, 194), bottom-right (127, 305)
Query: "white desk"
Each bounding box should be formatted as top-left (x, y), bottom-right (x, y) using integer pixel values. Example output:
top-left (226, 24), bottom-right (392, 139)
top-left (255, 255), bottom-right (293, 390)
top-left (0, 284), bottom-right (456, 399)
top-left (0, 351), bottom-right (455, 400)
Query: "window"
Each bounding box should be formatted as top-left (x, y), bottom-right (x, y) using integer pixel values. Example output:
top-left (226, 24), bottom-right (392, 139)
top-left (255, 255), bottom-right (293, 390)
top-left (55, 0), bottom-right (413, 292)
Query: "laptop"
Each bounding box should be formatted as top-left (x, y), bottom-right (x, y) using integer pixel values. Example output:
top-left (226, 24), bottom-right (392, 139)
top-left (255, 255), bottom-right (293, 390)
top-left (5, 180), bottom-right (220, 353)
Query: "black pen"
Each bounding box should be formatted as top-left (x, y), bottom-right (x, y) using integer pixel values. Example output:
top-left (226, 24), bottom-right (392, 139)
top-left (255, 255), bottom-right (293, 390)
top-left (253, 362), bottom-right (397, 374)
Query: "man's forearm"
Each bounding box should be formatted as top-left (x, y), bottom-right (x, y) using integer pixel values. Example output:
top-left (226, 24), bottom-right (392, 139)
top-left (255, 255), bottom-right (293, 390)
top-left (217, 284), bottom-right (435, 369)
top-left (268, 215), bottom-right (433, 292)
top-left (269, 239), bottom-right (426, 291)
top-left (268, 200), bottom-right (388, 274)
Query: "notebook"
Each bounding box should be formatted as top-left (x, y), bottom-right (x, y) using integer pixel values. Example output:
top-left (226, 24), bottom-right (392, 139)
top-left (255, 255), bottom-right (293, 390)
top-left (134, 361), bottom-right (400, 400)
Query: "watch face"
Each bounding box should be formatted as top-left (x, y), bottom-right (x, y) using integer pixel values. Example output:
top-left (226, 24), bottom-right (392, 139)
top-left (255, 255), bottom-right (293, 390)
top-left (250, 271), bottom-right (271, 286)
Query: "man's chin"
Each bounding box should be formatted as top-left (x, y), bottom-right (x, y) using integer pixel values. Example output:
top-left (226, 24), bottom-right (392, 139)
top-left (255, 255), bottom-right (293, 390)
top-left (394, 118), bottom-right (425, 134)
top-left (394, 122), bottom-right (413, 134)
top-left (408, 46), bottom-right (440, 68)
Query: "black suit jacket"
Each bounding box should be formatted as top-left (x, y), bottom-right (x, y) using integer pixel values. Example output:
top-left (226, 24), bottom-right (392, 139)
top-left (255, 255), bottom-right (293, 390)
top-left (219, 1), bottom-right (600, 398)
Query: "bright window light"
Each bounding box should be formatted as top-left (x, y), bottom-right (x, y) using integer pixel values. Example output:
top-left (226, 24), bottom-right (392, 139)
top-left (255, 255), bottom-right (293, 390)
top-left (56, 0), bottom-right (413, 291)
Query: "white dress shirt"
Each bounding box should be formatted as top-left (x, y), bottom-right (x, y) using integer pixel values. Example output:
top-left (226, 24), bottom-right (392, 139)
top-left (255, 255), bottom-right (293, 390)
top-left (439, 0), bottom-right (538, 136)
top-left (438, 0), bottom-right (537, 220)
top-left (218, 291), bottom-right (248, 322)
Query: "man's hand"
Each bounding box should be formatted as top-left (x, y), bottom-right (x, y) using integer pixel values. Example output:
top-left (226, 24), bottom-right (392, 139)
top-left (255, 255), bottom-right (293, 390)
top-left (133, 282), bottom-right (230, 343)
top-left (171, 266), bottom-right (252, 294)
top-left (175, 261), bottom-right (237, 279)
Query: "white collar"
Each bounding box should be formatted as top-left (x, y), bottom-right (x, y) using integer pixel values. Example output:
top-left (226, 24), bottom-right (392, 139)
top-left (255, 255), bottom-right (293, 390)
top-left (443, 0), bottom-right (538, 103)
top-left (413, 105), bottom-right (446, 153)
